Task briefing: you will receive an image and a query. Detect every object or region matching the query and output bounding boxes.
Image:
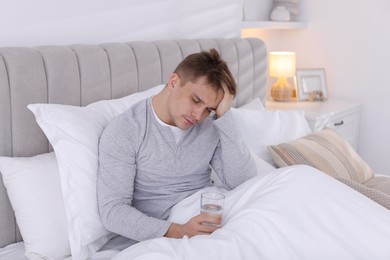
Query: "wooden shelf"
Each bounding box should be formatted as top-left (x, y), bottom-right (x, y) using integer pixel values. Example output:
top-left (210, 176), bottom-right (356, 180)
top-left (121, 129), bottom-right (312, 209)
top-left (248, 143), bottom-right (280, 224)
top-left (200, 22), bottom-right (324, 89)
top-left (242, 21), bottom-right (308, 30)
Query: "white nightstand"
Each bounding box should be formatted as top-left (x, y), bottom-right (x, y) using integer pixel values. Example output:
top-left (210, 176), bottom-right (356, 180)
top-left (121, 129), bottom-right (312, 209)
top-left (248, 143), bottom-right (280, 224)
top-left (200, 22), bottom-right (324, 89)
top-left (265, 98), bottom-right (363, 150)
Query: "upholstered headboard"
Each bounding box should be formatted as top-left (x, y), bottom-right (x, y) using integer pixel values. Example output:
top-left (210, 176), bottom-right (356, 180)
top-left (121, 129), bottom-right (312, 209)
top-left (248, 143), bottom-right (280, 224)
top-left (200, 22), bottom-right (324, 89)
top-left (0, 38), bottom-right (267, 248)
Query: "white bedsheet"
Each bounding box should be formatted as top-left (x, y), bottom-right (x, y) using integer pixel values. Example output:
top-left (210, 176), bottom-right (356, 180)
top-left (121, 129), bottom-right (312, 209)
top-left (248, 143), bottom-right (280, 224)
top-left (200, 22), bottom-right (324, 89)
top-left (113, 165), bottom-right (390, 260)
top-left (0, 236), bottom-right (133, 260)
top-left (0, 243), bottom-right (25, 260)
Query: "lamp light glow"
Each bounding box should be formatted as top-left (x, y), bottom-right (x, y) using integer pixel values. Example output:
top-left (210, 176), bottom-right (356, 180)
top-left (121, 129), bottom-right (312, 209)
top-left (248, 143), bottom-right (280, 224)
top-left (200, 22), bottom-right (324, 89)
top-left (269, 52), bottom-right (296, 101)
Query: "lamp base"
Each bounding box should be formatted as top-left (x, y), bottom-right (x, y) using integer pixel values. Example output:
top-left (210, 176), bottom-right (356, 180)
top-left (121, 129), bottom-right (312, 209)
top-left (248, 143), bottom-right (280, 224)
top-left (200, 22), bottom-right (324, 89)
top-left (271, 77), bottom-right (292, 102)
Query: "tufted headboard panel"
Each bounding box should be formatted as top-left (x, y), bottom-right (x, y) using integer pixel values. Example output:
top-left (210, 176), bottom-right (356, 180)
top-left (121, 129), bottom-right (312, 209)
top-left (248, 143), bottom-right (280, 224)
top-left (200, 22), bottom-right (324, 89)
top-left (0, 38), bottom-right (267, 247)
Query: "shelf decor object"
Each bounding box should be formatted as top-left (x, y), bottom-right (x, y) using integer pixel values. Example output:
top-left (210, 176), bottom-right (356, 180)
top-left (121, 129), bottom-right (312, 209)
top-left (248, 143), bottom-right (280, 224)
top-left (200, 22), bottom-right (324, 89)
top-left (269, 51), bottom-right (296, 101)
top-left (296, 68), bottom-right (328, 101)
top-left (272, 0), bottom-right (299, 21)
top-left (270, 6), bottom-right (291, 21)
top-left (241, 0), bottom-right (307, 30)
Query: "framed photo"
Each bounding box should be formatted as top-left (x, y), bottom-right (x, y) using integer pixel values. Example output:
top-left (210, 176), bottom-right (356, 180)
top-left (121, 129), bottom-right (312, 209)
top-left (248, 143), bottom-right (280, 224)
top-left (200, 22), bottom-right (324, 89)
top-left (296, 68), bottom-right (328, 101)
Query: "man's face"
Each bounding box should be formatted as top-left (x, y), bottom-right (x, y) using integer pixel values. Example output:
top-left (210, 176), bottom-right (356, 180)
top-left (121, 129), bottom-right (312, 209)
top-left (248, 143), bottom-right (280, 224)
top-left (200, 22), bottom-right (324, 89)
top-left (167, 75), bottom-right (223, 130)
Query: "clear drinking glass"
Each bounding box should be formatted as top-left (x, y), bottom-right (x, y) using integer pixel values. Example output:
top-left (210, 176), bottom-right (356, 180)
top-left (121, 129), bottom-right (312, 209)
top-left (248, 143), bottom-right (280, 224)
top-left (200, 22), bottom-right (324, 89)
top-left (200, 192), bottom-right (225, 226)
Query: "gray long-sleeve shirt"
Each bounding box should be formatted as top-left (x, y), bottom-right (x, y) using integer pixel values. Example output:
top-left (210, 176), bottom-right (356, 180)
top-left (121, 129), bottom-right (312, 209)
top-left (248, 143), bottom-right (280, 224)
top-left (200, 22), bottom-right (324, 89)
top-left (97, 97), bottom-right (256, 243)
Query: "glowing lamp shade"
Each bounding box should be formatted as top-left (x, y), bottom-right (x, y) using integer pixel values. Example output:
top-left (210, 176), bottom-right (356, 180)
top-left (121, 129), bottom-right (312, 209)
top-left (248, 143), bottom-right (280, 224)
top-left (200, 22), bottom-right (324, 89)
top-left (269, 52), bottom-right (296, 101)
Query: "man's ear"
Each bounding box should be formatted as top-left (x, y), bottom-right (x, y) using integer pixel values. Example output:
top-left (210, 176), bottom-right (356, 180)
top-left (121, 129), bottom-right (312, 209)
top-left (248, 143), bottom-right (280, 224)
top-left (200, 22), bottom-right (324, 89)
top-left (168, 73), bottom-right (180, 89)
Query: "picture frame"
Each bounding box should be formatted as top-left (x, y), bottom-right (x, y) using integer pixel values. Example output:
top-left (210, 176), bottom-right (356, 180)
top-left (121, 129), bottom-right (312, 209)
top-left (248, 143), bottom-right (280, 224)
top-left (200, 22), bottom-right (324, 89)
top-left (296, 68), bottom-right (328, 101)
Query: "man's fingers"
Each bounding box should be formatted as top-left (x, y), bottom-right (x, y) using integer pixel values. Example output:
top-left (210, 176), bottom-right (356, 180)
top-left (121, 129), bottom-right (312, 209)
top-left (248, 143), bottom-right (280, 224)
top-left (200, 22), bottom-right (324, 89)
top-left (197, 212), bottom-right (221, 222)
top-left (215, 84), bottom-right (234, 118)
top-left (197, 213), bottom-right (222, 230)
top-left (198, 223), bottom-right (219, 233)
top-left (183, 213), bottom-right (222, 237)
top-left (222, 84), bottom-right (234, 99)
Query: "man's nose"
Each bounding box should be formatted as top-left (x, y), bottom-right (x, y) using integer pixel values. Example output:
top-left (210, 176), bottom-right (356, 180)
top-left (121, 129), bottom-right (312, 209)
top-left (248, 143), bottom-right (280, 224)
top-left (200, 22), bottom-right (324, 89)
top-left (191, 107), bottom-right (204, 121)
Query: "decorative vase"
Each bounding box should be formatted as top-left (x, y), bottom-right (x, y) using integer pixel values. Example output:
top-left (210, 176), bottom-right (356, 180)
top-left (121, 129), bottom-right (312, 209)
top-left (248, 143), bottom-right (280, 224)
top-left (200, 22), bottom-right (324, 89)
top-left (273, 0), bottom-right (299, 21)
top-left (270, 5), bottom-right (291, 21)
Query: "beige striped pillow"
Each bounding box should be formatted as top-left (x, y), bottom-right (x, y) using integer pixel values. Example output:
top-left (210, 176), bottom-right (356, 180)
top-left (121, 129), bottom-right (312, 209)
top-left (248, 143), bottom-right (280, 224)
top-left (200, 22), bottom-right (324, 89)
top-left (336, 178), bottom-right (390, 210)
top-left (268, 128), bottom-right (373, 183)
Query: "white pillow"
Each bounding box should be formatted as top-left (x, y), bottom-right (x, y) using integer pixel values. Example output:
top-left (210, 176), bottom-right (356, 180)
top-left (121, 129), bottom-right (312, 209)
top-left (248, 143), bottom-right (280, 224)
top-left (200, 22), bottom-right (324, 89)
top-left (0, 152), bottom-right (70, 260)
top-left (239, 97), bottom-right (265, 111)
top-left (235, 99), bottom-right (276, 174)
top-left (233, 99), bottom-right (276, 175)
top-left (249, 150), bottom-right (276, 178)
top-left (211, 99), bottom-right (274, 186)
top-left (211, 150), bottom-right (275, 187)
top-left (231, 106), bottom-right (312, 166)
top-left (28, 84), bottom-right (164, 260)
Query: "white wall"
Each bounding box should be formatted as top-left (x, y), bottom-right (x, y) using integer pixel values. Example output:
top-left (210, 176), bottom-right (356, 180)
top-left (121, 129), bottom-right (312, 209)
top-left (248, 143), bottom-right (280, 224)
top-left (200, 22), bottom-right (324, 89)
top-left (243, 0), bottom-right (390, 175)
top-left (0, 0), bottom-right (241, 47)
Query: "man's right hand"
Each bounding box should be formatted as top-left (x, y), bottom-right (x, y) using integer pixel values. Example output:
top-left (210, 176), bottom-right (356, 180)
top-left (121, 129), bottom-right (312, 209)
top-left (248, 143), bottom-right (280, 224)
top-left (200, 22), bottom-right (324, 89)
top-left (164, 213), bottom-right (221, 238)
top-left (215, 84), bottom-right (234, 118)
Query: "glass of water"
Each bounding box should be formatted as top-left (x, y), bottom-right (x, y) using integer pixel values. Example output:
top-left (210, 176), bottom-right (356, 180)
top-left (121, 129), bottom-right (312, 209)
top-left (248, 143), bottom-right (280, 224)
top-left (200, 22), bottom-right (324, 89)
top-left (200, 192), bottom-right (225, 226)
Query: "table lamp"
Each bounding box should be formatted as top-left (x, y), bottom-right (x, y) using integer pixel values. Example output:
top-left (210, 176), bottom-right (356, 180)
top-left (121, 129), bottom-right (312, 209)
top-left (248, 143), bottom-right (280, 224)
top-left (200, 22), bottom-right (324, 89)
top-left (269, 51), bottom-right (296, 101)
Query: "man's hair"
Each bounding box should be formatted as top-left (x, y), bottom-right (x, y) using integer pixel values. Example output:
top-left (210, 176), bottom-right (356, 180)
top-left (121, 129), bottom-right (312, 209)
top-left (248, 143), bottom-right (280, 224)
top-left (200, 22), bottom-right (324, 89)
top-left (173, 49), bottom-right (237, 97)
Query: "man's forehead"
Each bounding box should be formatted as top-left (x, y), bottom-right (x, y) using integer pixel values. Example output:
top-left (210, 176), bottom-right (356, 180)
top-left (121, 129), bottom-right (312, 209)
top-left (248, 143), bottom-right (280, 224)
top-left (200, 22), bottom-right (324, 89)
top-left (192, 86), bottom-right (222, 106)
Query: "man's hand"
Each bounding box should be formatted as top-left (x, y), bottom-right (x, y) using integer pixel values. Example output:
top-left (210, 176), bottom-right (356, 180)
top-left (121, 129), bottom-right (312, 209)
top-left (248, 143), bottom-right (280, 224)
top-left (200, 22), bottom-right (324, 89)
top-left (165, 213), bottom-right (222, 239)
top-left (215, 84), bottom-right (234, 118)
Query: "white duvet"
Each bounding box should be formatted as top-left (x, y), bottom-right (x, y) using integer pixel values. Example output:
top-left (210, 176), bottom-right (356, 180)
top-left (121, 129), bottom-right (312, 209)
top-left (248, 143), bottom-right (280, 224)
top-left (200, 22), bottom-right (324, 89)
top-left (113, 165), bottom-right (390, 260)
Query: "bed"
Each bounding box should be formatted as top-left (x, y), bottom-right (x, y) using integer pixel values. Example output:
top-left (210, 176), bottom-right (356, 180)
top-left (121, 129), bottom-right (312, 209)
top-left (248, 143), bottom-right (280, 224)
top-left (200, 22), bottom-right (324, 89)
top-left (0, 38), bottom-right (390, 260)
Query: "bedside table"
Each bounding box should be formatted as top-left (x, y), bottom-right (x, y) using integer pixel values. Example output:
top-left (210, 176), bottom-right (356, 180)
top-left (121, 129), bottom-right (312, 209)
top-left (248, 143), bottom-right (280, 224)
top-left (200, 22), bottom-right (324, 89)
top-left (265, 98), bottom-right (363, 150)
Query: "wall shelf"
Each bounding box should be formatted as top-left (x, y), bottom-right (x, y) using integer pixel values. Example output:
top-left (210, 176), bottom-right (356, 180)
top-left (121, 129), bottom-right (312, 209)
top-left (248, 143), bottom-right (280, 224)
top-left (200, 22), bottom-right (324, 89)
top-left (242, 21), bottom-right (308, 30)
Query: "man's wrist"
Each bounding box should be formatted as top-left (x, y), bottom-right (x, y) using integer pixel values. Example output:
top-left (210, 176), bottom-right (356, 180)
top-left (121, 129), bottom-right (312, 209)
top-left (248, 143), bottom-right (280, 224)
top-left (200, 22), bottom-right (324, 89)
top-left (213, 109), bottom-right (232, 123)
top-left (216, 108), bottom-right (229, 118)
top-left (165, 223), bottom-right (183, 238)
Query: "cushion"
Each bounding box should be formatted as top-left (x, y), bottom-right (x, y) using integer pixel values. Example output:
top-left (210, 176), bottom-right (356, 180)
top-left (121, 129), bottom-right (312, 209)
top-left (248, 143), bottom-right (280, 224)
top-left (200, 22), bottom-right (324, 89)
top-left (28, 84), bottom-right (164, 259)
top-left (268, 128), bottom-right (374, 183)
top-left (363, 176), bottom-right (390, 195)
top-left (231, 105), bottom-right (312, 166)
top-left (0, 153), bottom-right (70, 259)
top-left (336, 177), bottom-right (390, 210)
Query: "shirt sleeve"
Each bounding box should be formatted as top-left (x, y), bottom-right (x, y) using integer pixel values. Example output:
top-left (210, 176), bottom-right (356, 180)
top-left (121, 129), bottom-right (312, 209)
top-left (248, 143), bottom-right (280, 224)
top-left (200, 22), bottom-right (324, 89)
top-left (97, 113), bottom-right (171, 241)
top-left (210, 109), bottom-right (257, 189)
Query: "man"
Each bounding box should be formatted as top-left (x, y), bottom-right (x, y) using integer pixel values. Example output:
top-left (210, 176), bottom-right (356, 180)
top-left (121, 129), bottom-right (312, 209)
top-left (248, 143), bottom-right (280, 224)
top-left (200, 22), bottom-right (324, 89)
top-left (97, 48), bottom-right (256, 245)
